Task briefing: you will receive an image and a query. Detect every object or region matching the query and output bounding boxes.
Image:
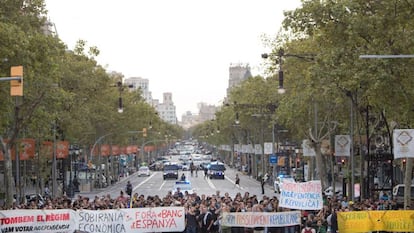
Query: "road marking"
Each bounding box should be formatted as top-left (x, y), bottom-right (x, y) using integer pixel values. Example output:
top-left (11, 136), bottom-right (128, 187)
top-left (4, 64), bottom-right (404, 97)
top-left (159, 181), bottom-right (166, 190)
top-left (133, 172), bottom-right (156, 191)
top-left (206, 178), bottom-right (216, 190)
top-left (225, 176), bottom-right (244, 190)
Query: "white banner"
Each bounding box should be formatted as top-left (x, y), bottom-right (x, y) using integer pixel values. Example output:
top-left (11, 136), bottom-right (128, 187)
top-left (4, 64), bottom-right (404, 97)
top-left (335, 135), bottom-right (351, 157)
top-left (393, 129), bottom-right (414, 159)
top-left (302, 139), bottom-right (315, 157)
top-left (221, 211), bottom-right (301, 227)
top-left (254, 144), bottom-right (262, 155)
top-left (0, 207), bottom-right (185, 233)
top-left (0, 209), bottom-right (77, 233)
top-left (264, 142), bottom-right (273, 154)
top-left (234, 144), bottom-right (241, 152)
top-left (279, 180), bottom-right (323, 210)
top-left (77, 207), bottom-right (185, 233)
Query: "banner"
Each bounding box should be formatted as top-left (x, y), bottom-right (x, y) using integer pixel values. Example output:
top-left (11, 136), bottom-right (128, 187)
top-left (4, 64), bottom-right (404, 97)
top-left (0, 139), bottom-right (35, 161)
top-left (279, 180), bottom-right (323, 210)
top-left (221, 211), bottom-right (301, 227)
top-left (56, 141), bottom-right (69, 159)
top-left (19, 138), bottom-right (36, 160)
top-left (0, 207), bottom-right (185, 233)
top-left (264, 142), bottom-right (273, 154)
top-left (335, 135), bottom-right (351, 156)
top-left (112, 145), bottom-right (120, 156)
top-left (338, 210), bottom-right (414, 233)
top-left (0, 209), bottom-right (77, 233)
top-left (254, 144), bottom-right (262, 155)
top-left (302, 140), bottom-right (315, 157)
top-left (393, 129), bottom-right (414, 159)
top-left (77, 207), bottom-right (185, 233)
top-left (100, 144), bottom-right (110, 156)
top-left (41, 141), bottom-right (53, 158)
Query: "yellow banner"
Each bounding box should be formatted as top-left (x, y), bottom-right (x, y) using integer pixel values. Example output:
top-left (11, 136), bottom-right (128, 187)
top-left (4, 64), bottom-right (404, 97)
top-left (338, 210), bottom-right (414, 233)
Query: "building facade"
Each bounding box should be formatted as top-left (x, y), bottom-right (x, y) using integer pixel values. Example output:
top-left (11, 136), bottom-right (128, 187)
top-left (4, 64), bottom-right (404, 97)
top-left (124, 77), bottom-right (153, 104)
top-left (156, 92), bottom-right (177, 124)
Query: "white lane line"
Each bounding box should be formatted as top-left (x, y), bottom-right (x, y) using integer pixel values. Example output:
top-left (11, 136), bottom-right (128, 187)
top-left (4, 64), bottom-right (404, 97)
top-left (159, 181), bottom-right (166, 190)
top-left (133, 172), bottom-right (157, 191)
top-left (206, 178), bottom-right (216, 190)
top-left (225, 176), bottom-right (244, 190)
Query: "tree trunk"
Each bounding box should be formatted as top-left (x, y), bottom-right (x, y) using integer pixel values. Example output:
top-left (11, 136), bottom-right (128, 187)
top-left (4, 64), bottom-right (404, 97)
top-left (0, 137), bottom-right (14, 209)
top-left (314, 142), bottom-right (329, 190)
top-left (404, 157), bottom-right (413, 209)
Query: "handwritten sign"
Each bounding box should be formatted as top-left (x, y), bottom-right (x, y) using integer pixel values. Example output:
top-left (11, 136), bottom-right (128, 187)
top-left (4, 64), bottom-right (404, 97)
top-left (338, 210), bottom-right (414, 233)
top-left (279, 180), bottom-right (323, 210)
top-left (221, 211), bottom-right (301, 227)
top-left (77, 207), bottom-right (185, 233)
top-left (0, 209), bottom-right (76, 233)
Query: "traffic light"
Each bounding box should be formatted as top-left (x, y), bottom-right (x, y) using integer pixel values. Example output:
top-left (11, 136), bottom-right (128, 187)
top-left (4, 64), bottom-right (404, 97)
top-left (143, 128), bottom-right (147, 137)
top-left (10, 66), bottom-right (23, 96)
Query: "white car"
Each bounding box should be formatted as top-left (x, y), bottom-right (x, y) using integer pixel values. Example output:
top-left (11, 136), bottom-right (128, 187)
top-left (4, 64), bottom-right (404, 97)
top-left (138, 166), bottom-right (150, 176)
top-left (172, 180), bottom-right (195, 195)
top-left (274, 175), bottom-right (295, 193)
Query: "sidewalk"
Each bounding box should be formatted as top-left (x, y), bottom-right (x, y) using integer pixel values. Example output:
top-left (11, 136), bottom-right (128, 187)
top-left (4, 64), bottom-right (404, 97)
top-left (76, 172), bottom-right (139, 199)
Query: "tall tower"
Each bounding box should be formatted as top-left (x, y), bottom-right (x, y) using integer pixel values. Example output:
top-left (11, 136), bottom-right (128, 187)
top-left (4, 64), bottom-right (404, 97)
top-left (226, 63), bottom-right (252, 97)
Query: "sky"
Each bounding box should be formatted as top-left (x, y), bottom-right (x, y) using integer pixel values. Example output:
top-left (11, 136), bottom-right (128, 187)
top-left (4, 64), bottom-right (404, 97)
top-left (44, 0), bottom-right (302, 118)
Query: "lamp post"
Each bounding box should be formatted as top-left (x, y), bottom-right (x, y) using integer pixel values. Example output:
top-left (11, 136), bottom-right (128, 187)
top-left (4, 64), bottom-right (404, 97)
top-left (115, 81), bottom-right (133, 113)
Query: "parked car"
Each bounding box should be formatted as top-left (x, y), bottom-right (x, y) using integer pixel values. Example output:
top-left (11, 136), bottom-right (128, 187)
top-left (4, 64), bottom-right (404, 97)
top-left (138, 166), bottom-right (150, 176)
top-left (163, 164), bottom-right (179, 180)
top-left (274, 175), bottom-right (295, 193)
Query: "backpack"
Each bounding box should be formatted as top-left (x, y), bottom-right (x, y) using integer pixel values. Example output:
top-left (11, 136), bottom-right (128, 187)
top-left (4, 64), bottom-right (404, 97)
top-left (304, 227), bottom-right (313, 233)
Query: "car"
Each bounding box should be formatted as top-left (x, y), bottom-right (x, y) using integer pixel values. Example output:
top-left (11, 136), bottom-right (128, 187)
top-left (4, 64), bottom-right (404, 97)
top-left (208, 162), bottom-right (226, 179)
top-left (181, 162), bottom-right (190, 171)
top-left (138, 166), bottom-right (150, 176)
top-left (172, 180), bottom-right (195, 195)
top-left (163, 164), bottom-right (179, 180)
top-left (392, 184), bottom-right (414, 207)
top-left (274, 175), bottom-right (295, 193)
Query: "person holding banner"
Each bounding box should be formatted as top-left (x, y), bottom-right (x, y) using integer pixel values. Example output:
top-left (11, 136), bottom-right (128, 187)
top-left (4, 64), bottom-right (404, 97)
top-left (186, 205), bottom-right (199, 233)
top-left (199, 204), bottom-right (214, 233)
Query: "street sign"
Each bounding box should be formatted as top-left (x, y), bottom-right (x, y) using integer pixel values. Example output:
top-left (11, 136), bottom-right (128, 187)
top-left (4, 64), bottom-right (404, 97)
top-left (269, 154), bottom-right (277, 164)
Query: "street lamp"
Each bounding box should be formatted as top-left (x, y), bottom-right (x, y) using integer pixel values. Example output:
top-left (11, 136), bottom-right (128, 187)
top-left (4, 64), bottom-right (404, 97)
top-left (262, 48), bottom-right (315, 94)
top-left (115, 81), bottom-right (133, 113)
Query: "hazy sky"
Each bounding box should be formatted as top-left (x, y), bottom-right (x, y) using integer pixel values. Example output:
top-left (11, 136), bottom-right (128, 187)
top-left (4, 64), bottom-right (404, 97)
top-left (44, 0), bottom-right (302, 117)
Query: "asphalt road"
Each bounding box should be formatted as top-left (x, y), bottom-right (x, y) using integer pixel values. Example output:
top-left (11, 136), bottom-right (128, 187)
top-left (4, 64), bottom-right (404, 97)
top-left (78, 163), bottom-right (276, 200)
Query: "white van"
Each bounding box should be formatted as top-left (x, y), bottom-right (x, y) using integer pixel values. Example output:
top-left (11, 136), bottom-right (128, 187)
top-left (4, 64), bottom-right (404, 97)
top-left (392, 184), bottom-right (414, 207)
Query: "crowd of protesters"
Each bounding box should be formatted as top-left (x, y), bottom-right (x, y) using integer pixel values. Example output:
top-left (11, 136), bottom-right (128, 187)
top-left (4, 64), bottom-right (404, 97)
top-left (2, 182), bottom-right (408, 233)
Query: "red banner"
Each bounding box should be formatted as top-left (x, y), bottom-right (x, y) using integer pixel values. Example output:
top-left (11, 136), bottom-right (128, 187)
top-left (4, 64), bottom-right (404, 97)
top-left (112, 145), bottom-right (120, 155)
top-left (0, 139), bottom-right (36, 161)
top-left (120, 146), bottom-right (127, 154)
top-left (19, 138), bottom-right (35, 160)
top-left (101, 144), bottom-right (110, 156)
top-left (126, 146), bottom-right (133, 154)
top-left (41, 141), bottom-right (53, 158)
top-left (56, 141), bottom-right (69, 159)
top-left (144, 145), bottom-right (156, 152)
